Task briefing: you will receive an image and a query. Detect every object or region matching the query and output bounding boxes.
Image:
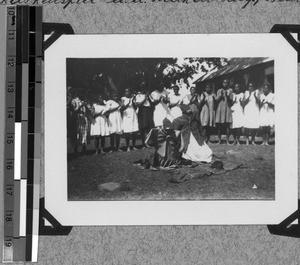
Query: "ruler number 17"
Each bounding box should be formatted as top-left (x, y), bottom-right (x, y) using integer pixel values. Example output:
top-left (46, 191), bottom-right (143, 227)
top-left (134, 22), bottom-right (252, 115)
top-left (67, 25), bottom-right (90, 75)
top-left (6, 186), bottom-right (13, 196)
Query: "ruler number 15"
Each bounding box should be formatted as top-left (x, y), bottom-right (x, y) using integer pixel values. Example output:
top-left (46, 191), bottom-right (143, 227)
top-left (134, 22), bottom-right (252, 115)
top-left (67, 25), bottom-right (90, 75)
top-left (6, 135), bottom-right (13, 144)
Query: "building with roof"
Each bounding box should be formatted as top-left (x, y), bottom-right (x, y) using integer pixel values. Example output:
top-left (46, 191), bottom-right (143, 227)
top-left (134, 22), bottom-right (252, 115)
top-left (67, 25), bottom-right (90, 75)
top-left (193, 57), bottom-right (274, 92)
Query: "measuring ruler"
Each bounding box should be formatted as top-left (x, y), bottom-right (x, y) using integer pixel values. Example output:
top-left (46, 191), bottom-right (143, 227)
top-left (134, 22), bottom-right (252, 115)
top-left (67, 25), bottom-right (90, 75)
top-left (3, 5), bottom-right (42, 263)
top-left (3, 5), bottom-right (17, 262)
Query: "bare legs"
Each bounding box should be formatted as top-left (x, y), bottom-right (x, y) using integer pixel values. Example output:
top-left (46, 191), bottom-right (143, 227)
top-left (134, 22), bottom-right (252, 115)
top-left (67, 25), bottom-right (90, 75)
top-left (110, 133), bottom-right (121, 152)
top-left (203, 126), bottom-right (211, 143)
top-left (125, 133), bottom-right (137, 152)
top-left (140, 128), bottom-right (151, 148)
top-left (261, 126), bottom-right (271, 146)
top-left (232, 128), bottom-right (241, 145)
top-left (216, 123), bottom-right (231, 145)
top-left (94, 136), bottom-right (106, 154)
top-left (245, 128), bottom-right (257, 145)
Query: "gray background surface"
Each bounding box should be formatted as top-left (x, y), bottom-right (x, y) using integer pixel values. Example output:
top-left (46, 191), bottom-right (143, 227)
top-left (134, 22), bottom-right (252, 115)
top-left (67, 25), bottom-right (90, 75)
top-left (1, 3), bottom-right (300, 264)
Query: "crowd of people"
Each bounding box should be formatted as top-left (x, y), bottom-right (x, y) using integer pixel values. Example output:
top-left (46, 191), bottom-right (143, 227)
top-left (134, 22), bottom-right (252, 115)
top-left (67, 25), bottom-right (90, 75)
top-left (67, 78), bottom-right (275, 157)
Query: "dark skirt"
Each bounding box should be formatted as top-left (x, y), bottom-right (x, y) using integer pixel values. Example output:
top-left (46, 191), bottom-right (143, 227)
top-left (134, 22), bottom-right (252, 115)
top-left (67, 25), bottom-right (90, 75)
top-left (138, 106), bottom-right (154, 130)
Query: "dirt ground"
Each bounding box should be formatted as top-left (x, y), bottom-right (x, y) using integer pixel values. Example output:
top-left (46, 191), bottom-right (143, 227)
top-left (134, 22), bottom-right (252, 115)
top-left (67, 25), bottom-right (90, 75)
top-left (67, 135), bottom-right (275, 201)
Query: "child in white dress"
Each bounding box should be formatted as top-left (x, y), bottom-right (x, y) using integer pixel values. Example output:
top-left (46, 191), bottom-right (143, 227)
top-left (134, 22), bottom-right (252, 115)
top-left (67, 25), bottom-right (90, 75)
top-left (150, 86), bottom-right (172, 127)
top-left (168, 85), bottom-right (183, 120)
top-left (90, 94), bottom-right (109, 154)
top-left (106, 93), bottom-right (123, 152)
top-left (243, 82), bottom-right (260, 145)
top-left (231, 83), bottom-right (244, 145)
top-left (121, 88), bottom-right (139, 152)
top-left (259, 84), bottom-right (275, 146)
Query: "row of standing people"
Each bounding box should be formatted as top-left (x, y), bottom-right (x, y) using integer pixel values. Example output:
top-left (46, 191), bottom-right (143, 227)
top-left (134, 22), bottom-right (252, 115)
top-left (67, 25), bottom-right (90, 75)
top-left (200, 79), bottom-right (275, 146)
top-left (138, 79), bottom-right (275, 146)
top-left (68, 85), bottom-right (203, 154)
top-left (67, 79), bottom-right (275, 154)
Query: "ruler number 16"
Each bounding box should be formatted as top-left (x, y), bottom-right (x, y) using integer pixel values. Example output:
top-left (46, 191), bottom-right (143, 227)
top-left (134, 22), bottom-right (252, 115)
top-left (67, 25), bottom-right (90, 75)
top-left (6, 160), bottom-right (13, 171)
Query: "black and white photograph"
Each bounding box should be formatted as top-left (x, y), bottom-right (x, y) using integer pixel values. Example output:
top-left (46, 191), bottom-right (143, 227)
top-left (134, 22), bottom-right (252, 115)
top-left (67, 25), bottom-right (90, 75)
top-left (44, 34), bottom-right (297, 225)
top-left (66, 57), bottom-right (275, 201)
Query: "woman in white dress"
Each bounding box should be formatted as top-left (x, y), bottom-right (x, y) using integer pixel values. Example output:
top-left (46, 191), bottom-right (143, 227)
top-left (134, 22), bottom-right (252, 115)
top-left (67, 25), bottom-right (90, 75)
top-left (121, 88), bottom-right (139, 152)
top-left (231, 83), bottom-right (244, 145)
top-left (106, 93), bottom-right (123, 152)
top-left (243, 82), bottom-right (260, 145)
top-left (90, 94), bottom-right (110, 154)
top-left (259, 84), bottom-right (275, 146)
top-left (150, 86), bottom-right (172, 127)
top-left (168, 85), bottom-right (183, 120)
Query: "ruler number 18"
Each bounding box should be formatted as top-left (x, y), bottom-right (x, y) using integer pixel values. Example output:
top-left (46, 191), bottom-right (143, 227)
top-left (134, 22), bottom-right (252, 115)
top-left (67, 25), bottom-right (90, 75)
top-left (5, 211), bottom-right (13, 222)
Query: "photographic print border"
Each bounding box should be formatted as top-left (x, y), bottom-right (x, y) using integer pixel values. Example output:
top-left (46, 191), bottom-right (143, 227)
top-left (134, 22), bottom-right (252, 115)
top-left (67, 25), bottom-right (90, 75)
top-left (44, 34), bottom-right (298, 225)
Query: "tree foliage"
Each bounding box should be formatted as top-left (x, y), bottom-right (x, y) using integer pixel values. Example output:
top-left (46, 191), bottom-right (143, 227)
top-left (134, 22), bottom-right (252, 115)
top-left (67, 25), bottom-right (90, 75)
top-left (66, 57), bottom-right (227, 101)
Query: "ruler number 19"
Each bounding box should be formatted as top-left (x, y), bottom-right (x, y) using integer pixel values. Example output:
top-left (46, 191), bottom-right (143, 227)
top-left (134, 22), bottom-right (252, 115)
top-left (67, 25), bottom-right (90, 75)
top-left (4, 237), bottom-right (12, 248)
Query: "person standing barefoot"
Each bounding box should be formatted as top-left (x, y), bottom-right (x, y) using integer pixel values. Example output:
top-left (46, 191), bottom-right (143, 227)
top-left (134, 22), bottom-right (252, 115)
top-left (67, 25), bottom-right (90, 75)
top-left (231, 83), bottom-right (244, 145)
top-left (259, 83), bottom-right (275, 146)
top-left (90, 94), bottom-right (110, 155)
top-left (215, 79), bottom-right (233, 145)
top-left (243, 82), bottom-right (260, 146)
top-left (135, 84), bottom-right (154, 148)
top-left (106, 93), bottom-right (123, 152)
top-left (200, 83), bottom-right (216, 143)
top-left (121, 88), bottom-right (139, 152)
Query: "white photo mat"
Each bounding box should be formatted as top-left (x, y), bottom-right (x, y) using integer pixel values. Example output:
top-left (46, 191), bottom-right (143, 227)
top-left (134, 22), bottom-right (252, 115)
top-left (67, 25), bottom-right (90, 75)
top-left (44, 34), bottom-right (298, 226)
